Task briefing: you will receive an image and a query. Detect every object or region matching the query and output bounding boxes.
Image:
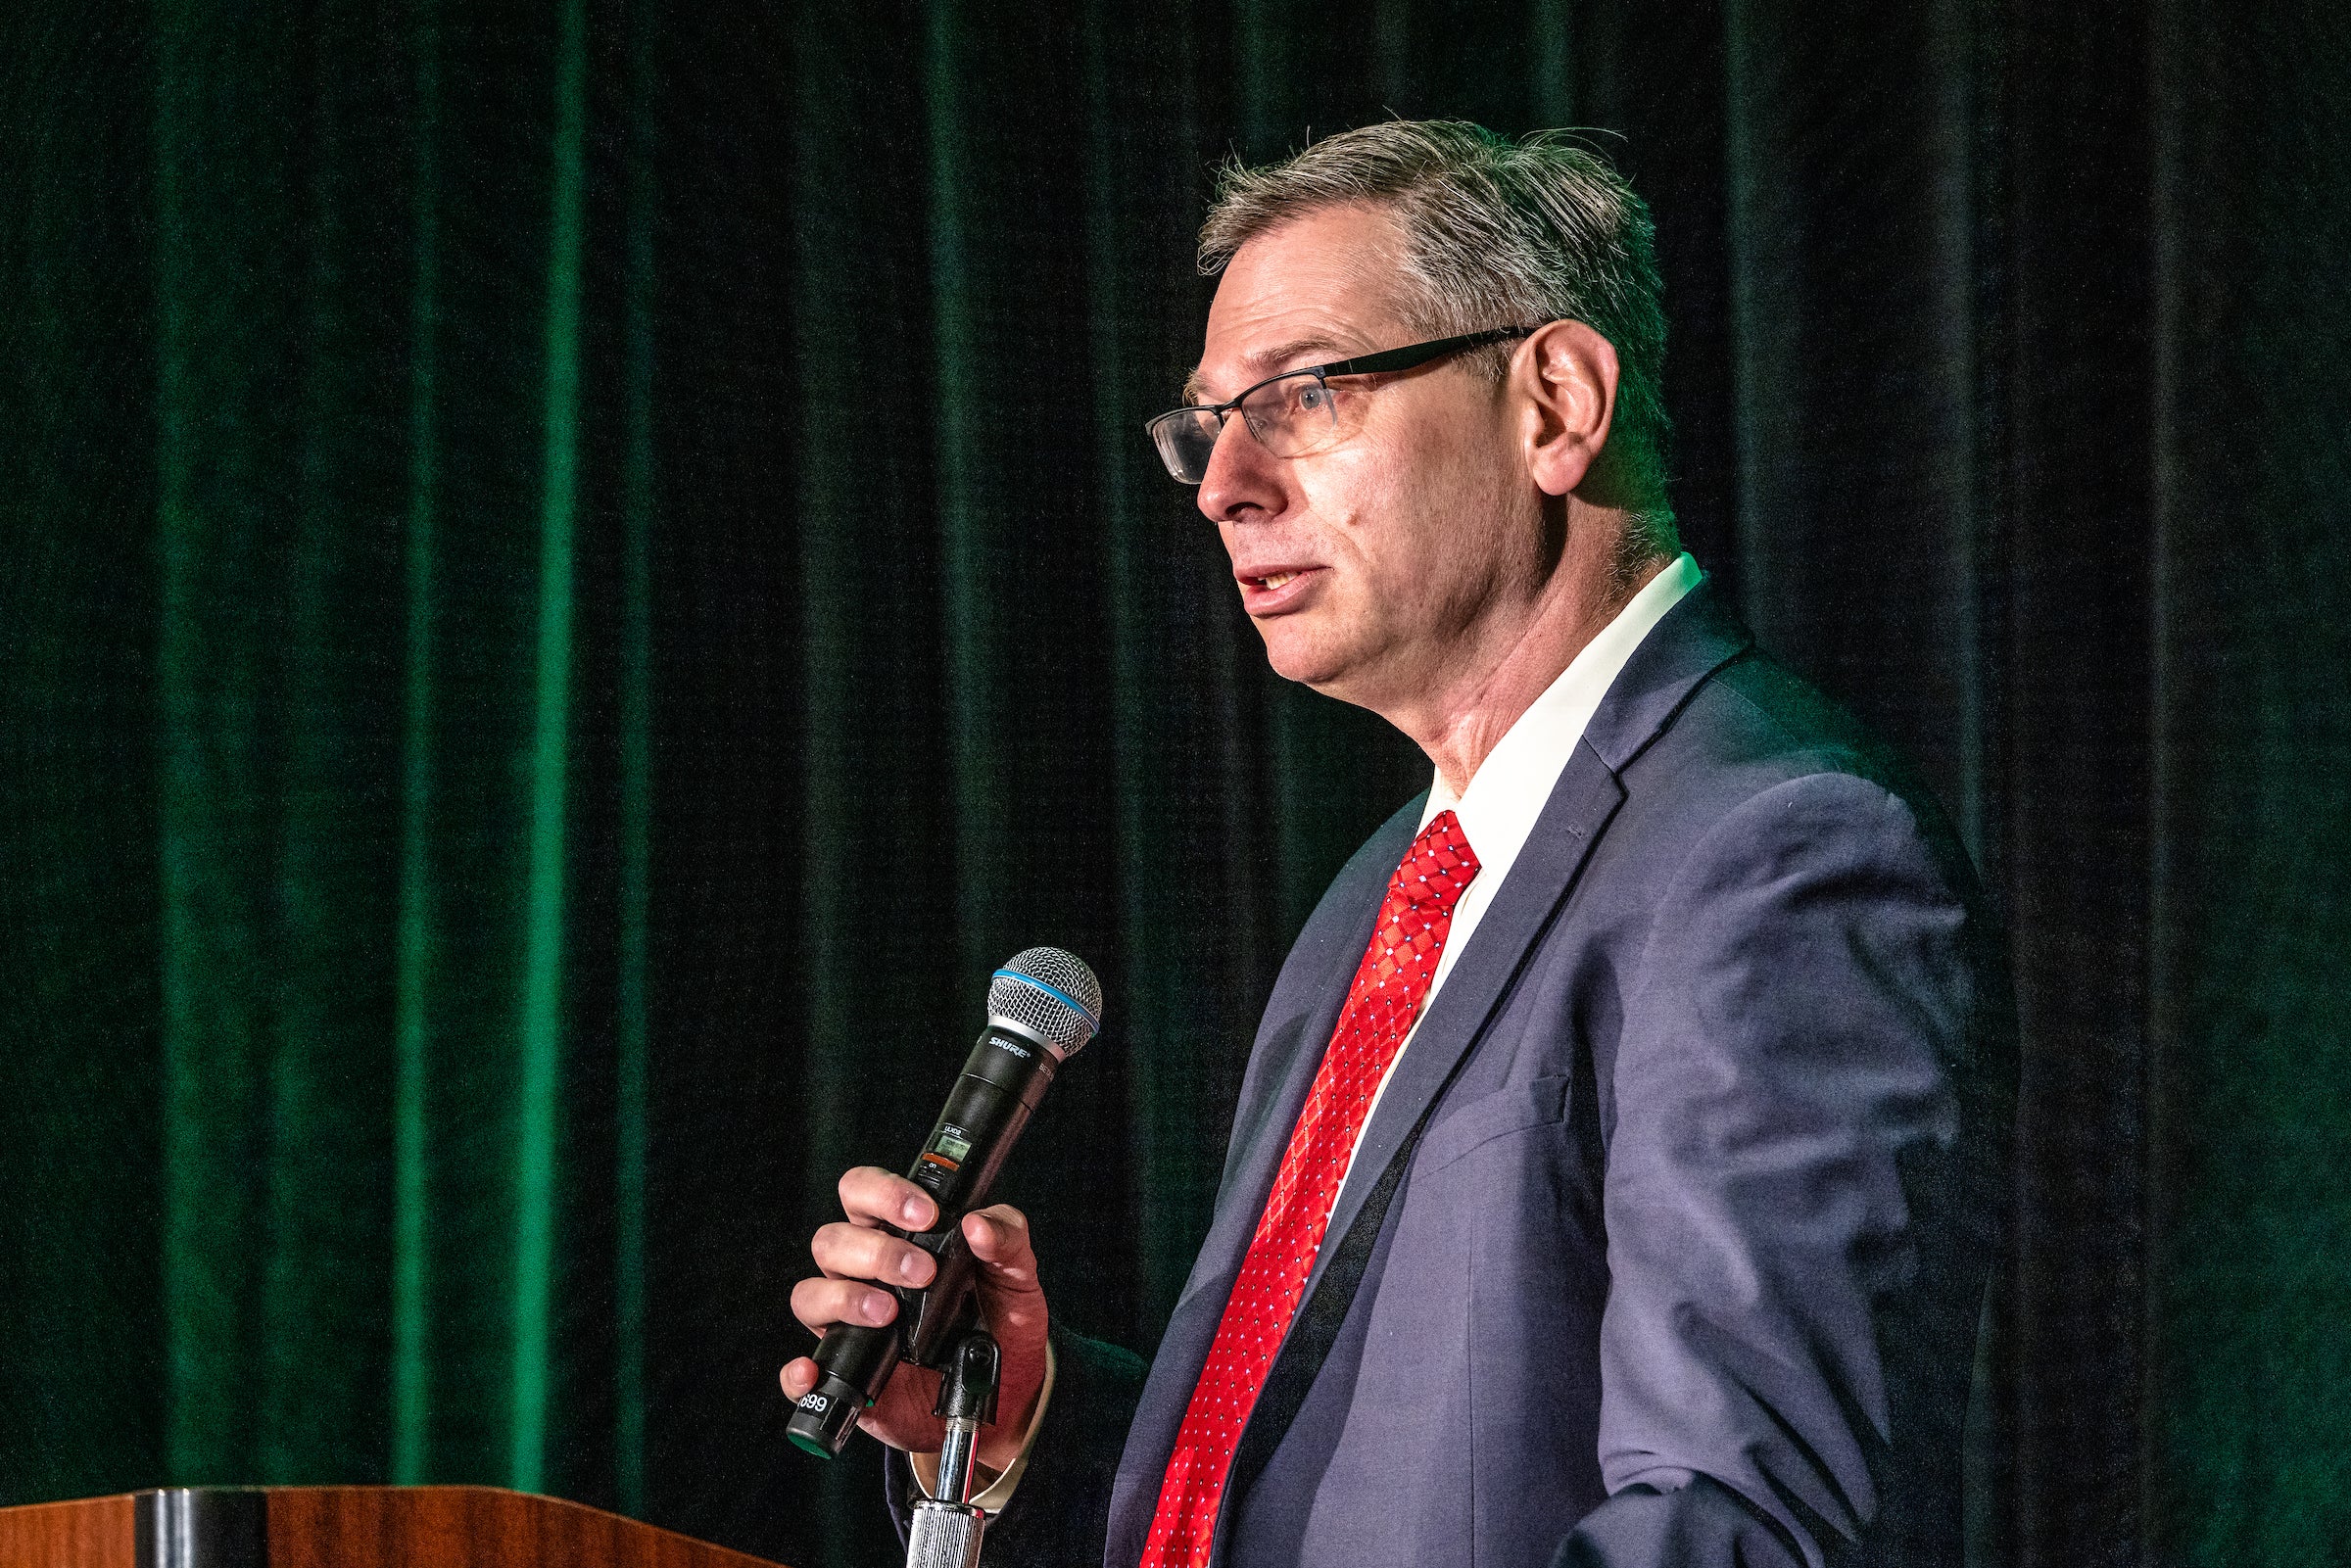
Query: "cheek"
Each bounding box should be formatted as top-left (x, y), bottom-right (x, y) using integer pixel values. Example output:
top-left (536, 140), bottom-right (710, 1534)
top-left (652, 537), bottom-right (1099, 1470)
top-left (1296, 451), bottom-right (1367, 533)
top-left (1304, 462), bottom-right (1466, 623)
top-left (1298, 456), bottom-right (1413, 590)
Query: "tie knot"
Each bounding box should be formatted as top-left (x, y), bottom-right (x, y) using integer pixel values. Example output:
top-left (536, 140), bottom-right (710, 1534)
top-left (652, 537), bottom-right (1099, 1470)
top-left (1394, 808), bottom-right (1479, 912)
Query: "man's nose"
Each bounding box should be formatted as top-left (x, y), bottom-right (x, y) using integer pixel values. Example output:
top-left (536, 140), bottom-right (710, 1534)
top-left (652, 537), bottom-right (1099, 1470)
top-left (1197, 414), bottom-right (1284, 524)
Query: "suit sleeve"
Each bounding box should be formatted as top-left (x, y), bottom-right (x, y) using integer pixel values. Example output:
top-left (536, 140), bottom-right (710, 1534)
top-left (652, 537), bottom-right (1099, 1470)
top-left (1555, 771), bottom-right (1998, 1568)
top-left (886, 1321), bottom-right (1149, 1566)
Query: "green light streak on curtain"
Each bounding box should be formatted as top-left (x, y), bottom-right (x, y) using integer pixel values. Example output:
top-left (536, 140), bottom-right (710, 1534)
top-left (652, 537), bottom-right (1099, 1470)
top-left (155, 0), bottom-right (297, 1482)
top-left (511, 0), bottom-right (590, 1495)
top-left (391, 0), bottom-right (442, 1487)
top-left (613, 0), bottom-right (657, 1518)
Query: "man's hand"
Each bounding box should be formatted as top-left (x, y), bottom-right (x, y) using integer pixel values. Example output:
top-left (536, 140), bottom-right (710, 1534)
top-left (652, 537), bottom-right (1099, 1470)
top-left (781, 1165), bottom-right (1049, 1474)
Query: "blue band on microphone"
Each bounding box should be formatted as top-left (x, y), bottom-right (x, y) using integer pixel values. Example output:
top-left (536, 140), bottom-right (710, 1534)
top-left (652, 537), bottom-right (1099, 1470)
top-left (992, 969), bottom-right (1101, 1033)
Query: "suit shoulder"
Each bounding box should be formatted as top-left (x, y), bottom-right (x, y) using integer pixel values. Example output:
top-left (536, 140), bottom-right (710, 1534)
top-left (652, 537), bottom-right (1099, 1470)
top-left (1625, 647), bottom-right (1978, 894)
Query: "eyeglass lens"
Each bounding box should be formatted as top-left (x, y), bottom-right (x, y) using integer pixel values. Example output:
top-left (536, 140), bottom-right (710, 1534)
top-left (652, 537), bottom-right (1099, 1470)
top-left (1151, 372), bottom-right (1340, 484)
top-left (1152, 410), bottom-right (1222, 485)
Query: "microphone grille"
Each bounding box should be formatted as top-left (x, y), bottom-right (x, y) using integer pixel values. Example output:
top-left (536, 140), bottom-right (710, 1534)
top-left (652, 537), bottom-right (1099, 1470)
top-left (987, 947), bottom-right (1104, 1057)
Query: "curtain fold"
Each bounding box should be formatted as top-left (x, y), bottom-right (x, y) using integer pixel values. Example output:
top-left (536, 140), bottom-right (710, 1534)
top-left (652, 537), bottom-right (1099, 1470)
top-left (3, 2), bottom-right (2346, 1565)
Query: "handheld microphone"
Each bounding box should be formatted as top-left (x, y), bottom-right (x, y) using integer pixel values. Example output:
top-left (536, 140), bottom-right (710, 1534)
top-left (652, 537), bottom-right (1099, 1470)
top-left (786, 946), bottom-right (1103, 1460)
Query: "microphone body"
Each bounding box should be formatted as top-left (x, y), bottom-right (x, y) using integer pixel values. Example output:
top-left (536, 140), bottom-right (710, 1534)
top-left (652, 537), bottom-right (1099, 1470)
top-left (787, 949), bottom-right (1101, 1459)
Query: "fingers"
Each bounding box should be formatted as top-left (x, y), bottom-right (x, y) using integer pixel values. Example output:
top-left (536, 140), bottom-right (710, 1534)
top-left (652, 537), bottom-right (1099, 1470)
top-left (782, 1167), bottom-right (975, 1457)
top-left (812, 1219), bottom-right (937, 1288)
top-left (839, 1165), bottom-right (937, 1232)
top-left (811, 1168), bottom-right (939, 1307)
top-left (790, 1273), bottom-right (901, 1338)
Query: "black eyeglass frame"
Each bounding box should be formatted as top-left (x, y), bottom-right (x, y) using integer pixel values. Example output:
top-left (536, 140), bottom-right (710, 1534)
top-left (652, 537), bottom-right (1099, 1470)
top-left (1144, 325), bottom-right (1542, 484)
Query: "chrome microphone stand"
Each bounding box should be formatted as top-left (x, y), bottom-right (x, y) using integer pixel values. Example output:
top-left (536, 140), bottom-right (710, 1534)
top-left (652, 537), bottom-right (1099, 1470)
top-left (906, 1327), bottom-right (1000, 1568)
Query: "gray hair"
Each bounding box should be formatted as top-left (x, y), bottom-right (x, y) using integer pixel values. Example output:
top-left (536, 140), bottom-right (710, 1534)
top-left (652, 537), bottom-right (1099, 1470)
top-left (1200, 120), bottom-right (1679, 563)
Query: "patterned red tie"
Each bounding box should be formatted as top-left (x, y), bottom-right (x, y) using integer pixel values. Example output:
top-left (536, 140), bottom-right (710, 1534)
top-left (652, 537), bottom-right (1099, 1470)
top-left (1138, 809), bottom-right (1480, 1567)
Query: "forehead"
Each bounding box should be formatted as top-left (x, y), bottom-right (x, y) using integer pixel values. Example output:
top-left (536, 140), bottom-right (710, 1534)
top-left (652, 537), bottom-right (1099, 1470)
top-left (1187, 202), bottom-right (1416, 401)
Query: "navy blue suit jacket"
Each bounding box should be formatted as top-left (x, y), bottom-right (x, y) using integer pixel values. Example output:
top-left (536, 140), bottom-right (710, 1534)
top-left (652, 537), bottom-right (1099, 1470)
top-left (892, 580), bottom-right (2012, 1567)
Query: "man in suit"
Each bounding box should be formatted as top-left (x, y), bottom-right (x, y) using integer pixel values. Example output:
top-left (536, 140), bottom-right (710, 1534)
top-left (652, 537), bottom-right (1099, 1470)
top-left (782, 120), bottom-right (2009, 1567)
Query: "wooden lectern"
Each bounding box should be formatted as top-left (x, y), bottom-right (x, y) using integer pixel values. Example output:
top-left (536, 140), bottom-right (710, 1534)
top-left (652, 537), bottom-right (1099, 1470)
top-left (0, 1487), bottom-right (792, 1568)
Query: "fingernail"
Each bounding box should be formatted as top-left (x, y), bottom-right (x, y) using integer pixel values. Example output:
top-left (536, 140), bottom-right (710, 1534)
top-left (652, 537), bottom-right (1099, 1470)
top-left (902, 1196), bottom-right (929, 1226)
top-left (900, 1253), bottom-right (931, 1284)
top-left (864, 1292), bottom-right (892, 1324)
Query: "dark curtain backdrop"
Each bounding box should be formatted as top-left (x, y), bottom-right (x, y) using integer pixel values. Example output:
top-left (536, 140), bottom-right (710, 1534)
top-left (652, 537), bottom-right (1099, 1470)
top-left (3, 2), bottom-right (2345, 1566)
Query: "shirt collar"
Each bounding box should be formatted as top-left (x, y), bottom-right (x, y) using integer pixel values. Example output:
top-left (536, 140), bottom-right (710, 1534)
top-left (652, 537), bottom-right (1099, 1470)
top-left (1420, 552), bottom-right (1703, 876)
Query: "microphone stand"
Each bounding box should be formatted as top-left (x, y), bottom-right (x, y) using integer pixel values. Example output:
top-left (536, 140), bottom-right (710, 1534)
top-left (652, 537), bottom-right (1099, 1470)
top-left (906, 1326), bottom-right (999, 1568)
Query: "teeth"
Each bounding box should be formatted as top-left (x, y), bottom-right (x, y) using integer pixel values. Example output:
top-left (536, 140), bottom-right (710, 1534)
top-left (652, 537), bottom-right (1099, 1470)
top-left (1261, 572), bottom-right (1296, 590)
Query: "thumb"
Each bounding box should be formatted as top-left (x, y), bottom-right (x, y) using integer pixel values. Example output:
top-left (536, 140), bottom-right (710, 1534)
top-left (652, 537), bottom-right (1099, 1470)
top-left (962, 1205), bottom-right (1039, 1293)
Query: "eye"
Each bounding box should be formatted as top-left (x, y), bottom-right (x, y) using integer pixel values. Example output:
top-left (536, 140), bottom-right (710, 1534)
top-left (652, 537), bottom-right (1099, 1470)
top-left (1297, 382), bottom-right (1330, 412)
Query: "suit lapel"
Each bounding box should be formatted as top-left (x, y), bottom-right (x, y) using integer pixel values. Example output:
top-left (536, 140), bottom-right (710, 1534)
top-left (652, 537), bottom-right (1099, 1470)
top-left (1179, 799), bottom-right (1422, 1314)
top-left (1297, 740), bottom-right (1622, 1307)
top-left (1581, 574), bottom-right (1752, 774)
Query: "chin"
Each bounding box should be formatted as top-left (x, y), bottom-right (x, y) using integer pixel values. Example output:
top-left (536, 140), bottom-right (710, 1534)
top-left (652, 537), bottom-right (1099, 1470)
top-left (1256, 623), bottom-right (1357, 692)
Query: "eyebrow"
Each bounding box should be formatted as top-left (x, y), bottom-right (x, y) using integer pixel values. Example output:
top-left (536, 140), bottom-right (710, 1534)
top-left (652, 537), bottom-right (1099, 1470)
top-left (1180, 334), bottom-right (1352, 406)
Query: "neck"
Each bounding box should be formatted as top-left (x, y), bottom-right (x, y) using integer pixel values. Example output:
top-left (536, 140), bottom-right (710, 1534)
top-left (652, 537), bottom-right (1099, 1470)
top-left (1391, 515), bottom-right (1663, 799)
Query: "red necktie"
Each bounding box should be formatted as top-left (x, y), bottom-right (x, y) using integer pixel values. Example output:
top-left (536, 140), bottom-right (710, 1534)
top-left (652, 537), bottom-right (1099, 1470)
top-left (1138, 809), bottom-right (1480, 1567)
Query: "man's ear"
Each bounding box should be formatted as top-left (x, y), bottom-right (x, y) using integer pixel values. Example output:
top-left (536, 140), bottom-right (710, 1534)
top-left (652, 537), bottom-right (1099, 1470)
top-left (1517, 320), bottom-right (1619, 499)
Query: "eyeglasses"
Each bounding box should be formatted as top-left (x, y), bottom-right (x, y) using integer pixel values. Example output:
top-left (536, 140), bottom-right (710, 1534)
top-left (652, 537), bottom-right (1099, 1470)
top-left (1145, 326), bottom-right (1538, 485)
